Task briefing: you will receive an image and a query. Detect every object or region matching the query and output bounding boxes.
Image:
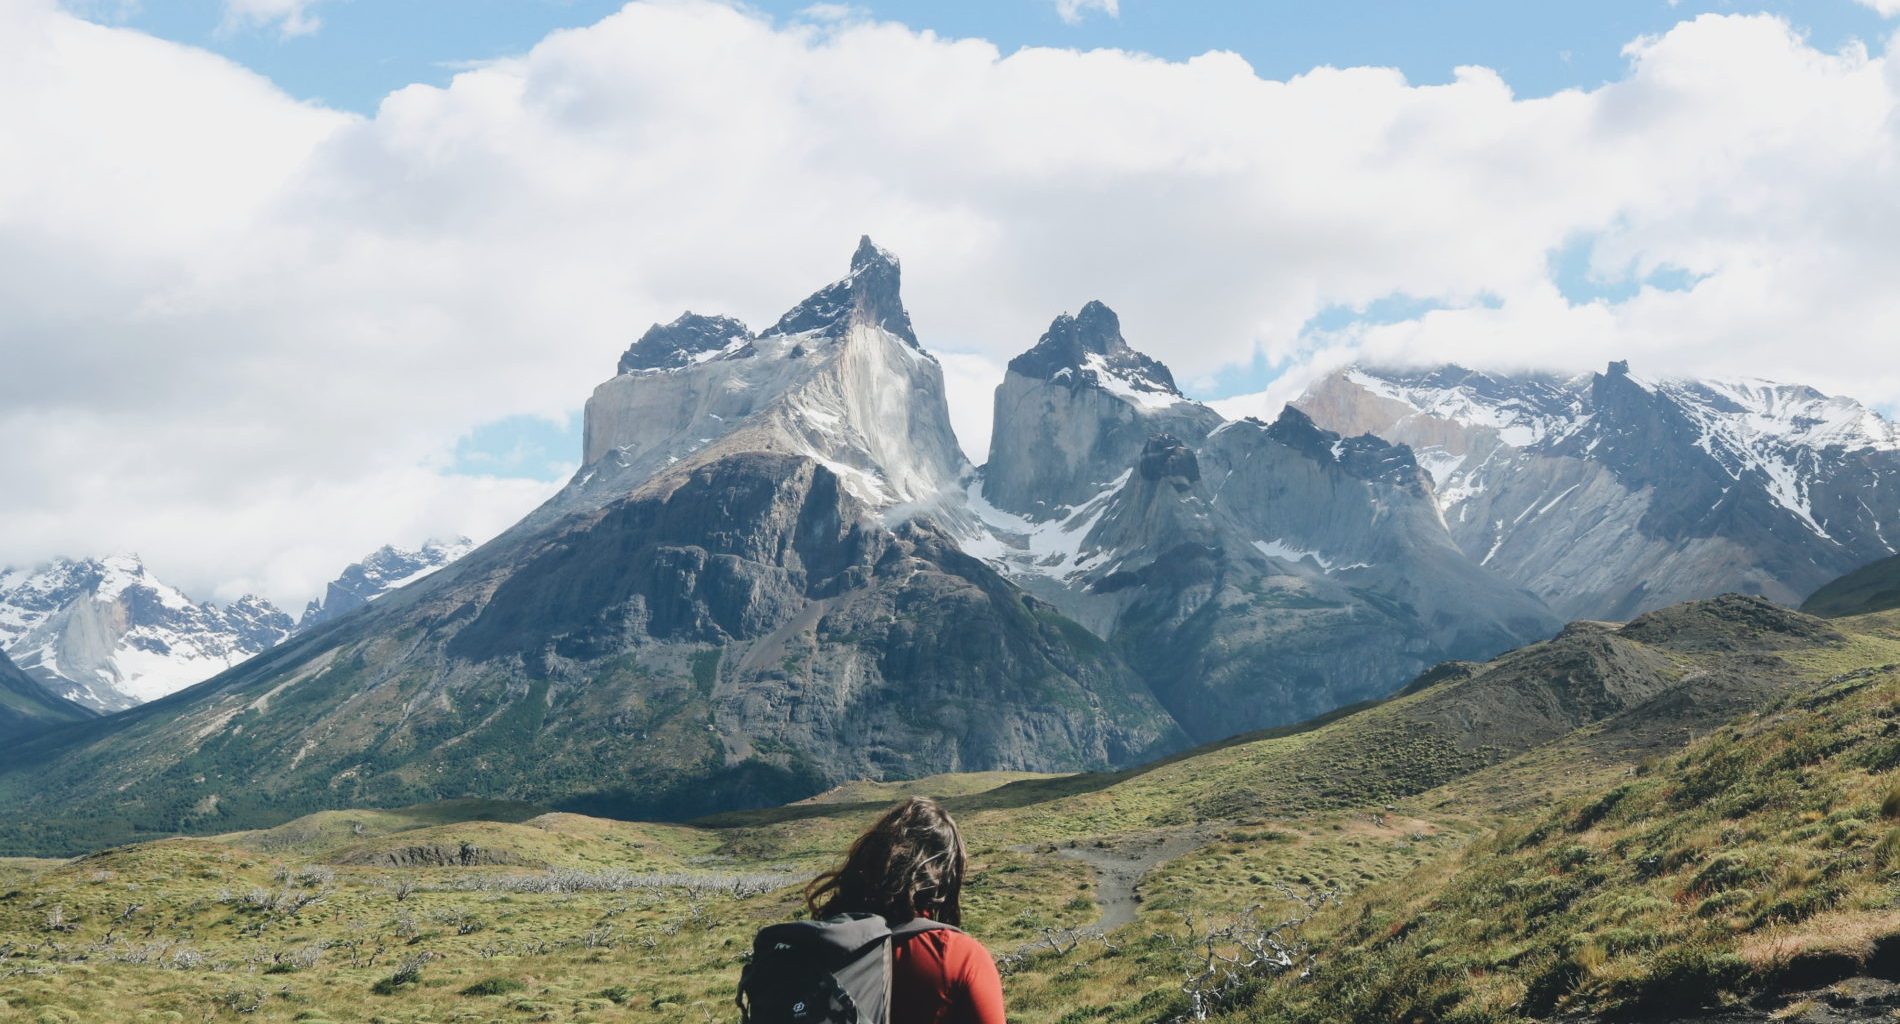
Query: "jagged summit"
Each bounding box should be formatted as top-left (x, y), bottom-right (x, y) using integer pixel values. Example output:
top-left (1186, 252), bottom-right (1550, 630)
top-left (1259, 406), bottom-right (1429, 493)
top-left (576, 237), bottom-right (969, 517)
top-left (1009, 301), bottom-right (1182, 403)
top-left (618, 313), bottom-right (754, 374)
top-left (982, 301), bottom-right (1220, 517)
top-left (763, 234), bottom-right (918, 347)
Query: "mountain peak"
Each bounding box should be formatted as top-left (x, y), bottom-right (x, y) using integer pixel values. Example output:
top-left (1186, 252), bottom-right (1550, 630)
top-left (763, 237), bottom-right (918, 347)
top-left (618, 313), bottom-right (754, 374)
top-left (0, 553), bottom-right (293, 711)
top-left (1070, 300), bottom-right (1122, 350)
top-left (850, 234), bottom-right (897, 273)
top-left (1007, 302), bottom-right (1183, 405)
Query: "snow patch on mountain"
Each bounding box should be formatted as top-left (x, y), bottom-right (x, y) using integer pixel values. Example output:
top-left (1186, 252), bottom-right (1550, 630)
top-left (1342, 367), bottom-right (1590, 450)
top-left (1082, 352), bottom-right (1185, 410)
top-left (1297, 362), bottom-right (1900, 617)
top-left (960, 471), bottom-right (1126, 582)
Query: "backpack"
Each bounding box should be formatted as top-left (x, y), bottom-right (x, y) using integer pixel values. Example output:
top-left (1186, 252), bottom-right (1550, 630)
top-left (737, 913), bottom-right (956, 1024)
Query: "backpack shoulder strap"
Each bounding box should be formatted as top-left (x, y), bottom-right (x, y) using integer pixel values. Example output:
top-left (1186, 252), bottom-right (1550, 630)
top-left (889, 917), bottom-right (960, 939)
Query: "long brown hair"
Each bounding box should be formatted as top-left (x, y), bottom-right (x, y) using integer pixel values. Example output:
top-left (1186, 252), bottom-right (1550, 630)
top-left (805, 797), bottom-right (968, 926)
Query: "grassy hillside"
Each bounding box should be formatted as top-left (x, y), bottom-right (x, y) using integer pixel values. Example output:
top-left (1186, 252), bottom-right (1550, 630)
top-left (0, 597), bottom-right (1893, 1023)
top-left (1229, 607), bottom-right (1900, 1022)
top-left (1805, 553), bottom-right (1900, 618)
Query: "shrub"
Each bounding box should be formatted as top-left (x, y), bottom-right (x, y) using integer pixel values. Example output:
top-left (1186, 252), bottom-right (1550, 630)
top-left (370, 956), bottom-right (427, 996)
top-left (1876, 828), bottom-right (1900, 873)
top-left (1611, 946), bottom-right (1748, 1016)
top-left (459, 977), bottom-right (525, 997)
top-left (1689, 853), bottom-right (1760, 895)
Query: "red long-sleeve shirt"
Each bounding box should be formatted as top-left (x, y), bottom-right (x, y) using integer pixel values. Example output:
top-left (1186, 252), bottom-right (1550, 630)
top-left (891, 925), bottom-right (1007, 1024)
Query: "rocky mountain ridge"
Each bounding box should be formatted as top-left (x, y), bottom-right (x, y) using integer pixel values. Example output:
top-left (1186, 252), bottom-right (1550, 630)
top-left (967, 306), bottom-right (1560, 739)
top-left (3, 239), bottom-right (1896, 842)
top-left (1296, 361), bottom-right (1900, 618)
top-left (297, 537), bottom-right (474, 632)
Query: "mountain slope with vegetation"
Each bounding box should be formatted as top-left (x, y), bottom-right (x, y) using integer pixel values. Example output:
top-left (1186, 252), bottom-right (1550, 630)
top-left (0, 647), bottom-right (95, 741)
top-left (0, 595), bottom-right (1893, 1023)
top-left (1805, 554), bottom-right (1900, 619)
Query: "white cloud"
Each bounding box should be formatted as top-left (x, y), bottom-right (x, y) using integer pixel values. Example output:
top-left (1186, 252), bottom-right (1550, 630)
top-left (1054, 0), bottom-right (1120, 25)
top-left (936, 351), bottom-right (1008, 462)
top-left (220, 0), bottom-right (323, 38)
top-left (800, 3), bottom-right (864, 23)
top-left (1857, 0), bottom-right (1900, 18)
top-left (5, 3), bottom-right (1900, 606)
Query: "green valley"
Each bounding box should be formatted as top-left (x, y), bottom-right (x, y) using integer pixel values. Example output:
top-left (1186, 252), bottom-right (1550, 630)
top-left (4, 596), bottom-right (1899, 1022)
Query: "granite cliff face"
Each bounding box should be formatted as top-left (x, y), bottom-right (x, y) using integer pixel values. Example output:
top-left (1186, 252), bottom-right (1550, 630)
top-left (1296, 363), bottom-right (1900, 618)
top-left (983, 301), bottom-right (1223, 518)
top-left (0, 241), bottom-right (1184, 846)
top-left (572, 238), bottom-right (968, 526)
top-left (966, 306), bottom-right (1560, 740)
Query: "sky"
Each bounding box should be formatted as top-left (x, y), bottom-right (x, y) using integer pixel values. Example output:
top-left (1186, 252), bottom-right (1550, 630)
top-left (5, 0), bottom-right (1900, 608)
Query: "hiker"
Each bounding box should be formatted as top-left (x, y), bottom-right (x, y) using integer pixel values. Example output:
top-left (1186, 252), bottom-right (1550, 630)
top-left (738, 797), bottom-right (1007, 1024)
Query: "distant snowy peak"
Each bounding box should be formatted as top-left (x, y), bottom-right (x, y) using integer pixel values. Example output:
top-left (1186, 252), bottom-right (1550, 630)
top-left (1298, 361), bottom-right (1900, 617)
top-left (1342, 364), bottom-right (1590, 450)
top-left (1656, 376), bottom-right (1900, 455)
top-left (0, 554), bottom-right (293, 711)
top-left (1009, 301), bottom-right (1187, 411)
top-left (298, 537), bottom-right (473, 632)
top-left (618, 313), bottom-right (754, 374)
top-left (1345, 361), bottom-right (1899, 457)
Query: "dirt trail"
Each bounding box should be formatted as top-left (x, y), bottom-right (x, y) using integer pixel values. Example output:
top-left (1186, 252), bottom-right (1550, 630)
top-left (1037, 829), bottom-right (1212, 932)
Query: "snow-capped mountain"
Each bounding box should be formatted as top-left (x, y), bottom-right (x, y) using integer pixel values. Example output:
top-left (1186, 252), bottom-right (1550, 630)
top-left (968, 305), bottom-right (1558, 738)
top-left (0, 554), bottom-right (294, 711)
top-left (298, 537), bottom-right (474, 632)
top-left (1296, 362), bottom-right (1900, 617)
top-left (16, 239), bottom-right (1895, 844)
top-left (0, 239), bottom-right (1187, 844)
top-left (0, 538), bottom-right (479, 712)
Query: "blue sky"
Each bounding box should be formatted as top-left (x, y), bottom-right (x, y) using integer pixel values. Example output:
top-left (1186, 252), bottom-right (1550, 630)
top-left (101, 1), bottom-right (1891, 114)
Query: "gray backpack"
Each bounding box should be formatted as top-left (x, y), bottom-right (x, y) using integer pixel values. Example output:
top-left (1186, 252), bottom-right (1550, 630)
top-left (737, 913), bottom-right (955, 1024)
